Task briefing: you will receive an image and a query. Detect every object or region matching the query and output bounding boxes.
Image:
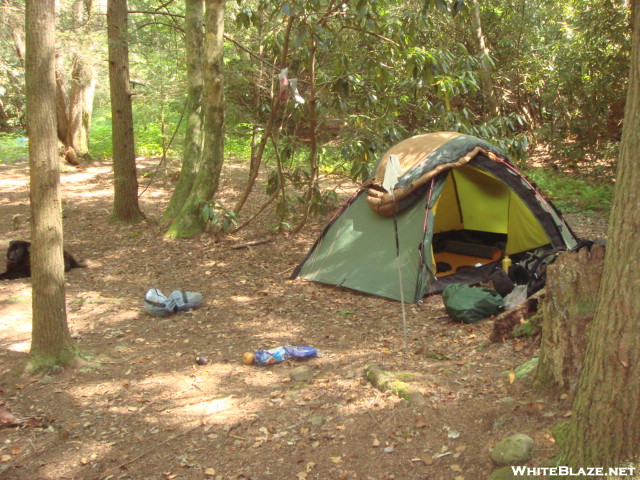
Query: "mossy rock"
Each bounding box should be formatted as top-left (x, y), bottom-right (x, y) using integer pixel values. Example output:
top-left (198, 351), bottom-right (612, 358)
top-left (490, 434), bottom-right (534, 466)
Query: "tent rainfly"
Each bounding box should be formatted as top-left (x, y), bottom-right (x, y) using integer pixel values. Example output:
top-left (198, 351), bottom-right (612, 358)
top-left (291, 132), bottom-right (578, 302)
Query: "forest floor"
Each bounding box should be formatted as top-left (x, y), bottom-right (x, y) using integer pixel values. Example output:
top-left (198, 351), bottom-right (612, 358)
top-left (0, 155), bottom-right (608, 480)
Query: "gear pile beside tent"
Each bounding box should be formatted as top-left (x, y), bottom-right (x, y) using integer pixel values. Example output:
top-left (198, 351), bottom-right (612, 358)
top-left (292, 132), bottom-right (579, 302)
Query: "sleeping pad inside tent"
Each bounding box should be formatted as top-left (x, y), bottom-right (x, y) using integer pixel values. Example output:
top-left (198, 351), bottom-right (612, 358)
top-left (291, 132), bottom-right (578, 302)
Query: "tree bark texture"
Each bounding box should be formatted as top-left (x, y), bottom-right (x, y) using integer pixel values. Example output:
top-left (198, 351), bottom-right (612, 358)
top-left (534, 246), bottom-right (605, 397)
top-left (107, 0), bottom-right (144, 223)
top-left (54, 55), bottom-right (96, 166)
top-left (25, 0), bottom-right (74, 366)
top-left (565, 0), bottom-right (640, 469)
top-left (53, 0), bottom-right (98, 166)
top-left (162, 0), bottom-right (204, 223)
top-left (55, 55), bottom-right (70, 147)
top-left (166, 0), bottom-right (225, 238)
top-left (68, 54), bottom-right (96, 160)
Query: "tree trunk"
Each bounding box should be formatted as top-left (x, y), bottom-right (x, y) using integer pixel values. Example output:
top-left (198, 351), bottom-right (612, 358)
top-left (565, 0), bottom-right (640, 469)
top-left (107, 0), bottom-right (144, 223)
top-left (71, 0), bottom-right (86, 22)
top-left (162, 0), bottom-right (204, 223)
top-left (166, 0), bottom-right (225, 238)
top-left (534, 246), bottom-right (605, 397)
top-left (68, 54), bottom-right (96, 161)
top-left (25, 0), bottom-right (75, 367)
top-left (471, 0), bottom-right (498, 117)
top-left (55, 55), bottom-right (70, 146)
top-left (52, 0), bottom-right (97, 166)
top-left (0, 99), bottom-right (10, 132)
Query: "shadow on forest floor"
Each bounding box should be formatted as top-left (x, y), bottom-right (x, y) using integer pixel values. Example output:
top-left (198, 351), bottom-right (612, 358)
top-left (0, 156), bottom-right (608, 480)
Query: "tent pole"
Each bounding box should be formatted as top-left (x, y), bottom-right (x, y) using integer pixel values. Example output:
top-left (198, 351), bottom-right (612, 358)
top-left (391, 190), bottom-right (408, 353)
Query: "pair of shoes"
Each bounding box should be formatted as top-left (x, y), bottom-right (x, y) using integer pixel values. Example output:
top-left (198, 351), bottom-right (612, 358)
top-left (144, 288), bottom-right (203, 317)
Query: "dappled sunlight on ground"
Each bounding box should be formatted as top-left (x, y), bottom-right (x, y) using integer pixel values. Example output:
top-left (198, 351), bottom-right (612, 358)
top-left (61, 168), bottom-right (111, 184)
top-left (0, 157), bottom-right (609, 479)
top-left (64, 188), bottom-right (114, 199)
top-left (0, 283), bottom-right (32, 353)
top-left (0, 165), bottom-right (29, 193)
top-left (6, 341), bottom-right (30, 354)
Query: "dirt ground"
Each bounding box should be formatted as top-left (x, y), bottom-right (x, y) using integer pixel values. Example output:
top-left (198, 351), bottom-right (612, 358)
top-left (0, 156), bottom-right (608, 480)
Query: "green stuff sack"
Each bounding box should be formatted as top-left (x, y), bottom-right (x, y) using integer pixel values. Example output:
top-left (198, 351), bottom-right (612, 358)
top-left (442, 283), bottom-right (504, 324)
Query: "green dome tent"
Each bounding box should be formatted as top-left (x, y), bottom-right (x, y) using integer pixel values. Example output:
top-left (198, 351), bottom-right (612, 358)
top-left (291, 132), bottom-right (578, 302)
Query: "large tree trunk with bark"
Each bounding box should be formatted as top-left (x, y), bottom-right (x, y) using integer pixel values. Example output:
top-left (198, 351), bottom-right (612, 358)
top-left (68, 54), bottom-right (96, 160)
top-left (54, 55), bottom-right (88, 167)
top-left (166, 0), bottom-right (225, 238)
top-left (534, 246), bottom-right (605, 397)
top-left (25, 0), bottom-right (75, 367)
top-left (564, 0), bottom-right (640, 469)
top-left (162, 0), bottom-right (204, 223)
top-left (107, 0), bottom-right (144, 223)
top-left (55, 55), bottom-right (70, 149)
top-left (53, 0), bottom-right (97, 166)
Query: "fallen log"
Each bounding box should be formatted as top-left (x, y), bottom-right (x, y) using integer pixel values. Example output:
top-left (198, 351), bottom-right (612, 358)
top-left (364, 364), bottom-right (425, 406)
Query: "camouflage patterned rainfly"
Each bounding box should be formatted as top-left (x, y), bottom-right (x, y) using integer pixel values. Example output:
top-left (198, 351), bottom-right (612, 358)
top-left (292, 132), bottom-right (578, 303)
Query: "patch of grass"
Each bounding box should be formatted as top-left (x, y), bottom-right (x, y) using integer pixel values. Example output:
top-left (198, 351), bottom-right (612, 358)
top-left (90, 112), bottom-right (113, 159)
top-left (90, 106), bottom-right (185, 160)
top-left (226, 123), bottom-right (253, 160)
top-left (0, 132), bottom-right (28, 164)
top-left (525, 168), bottom-right (613, 214)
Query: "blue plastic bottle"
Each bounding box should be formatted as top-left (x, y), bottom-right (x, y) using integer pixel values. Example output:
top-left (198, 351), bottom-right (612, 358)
top-left (253, 345), bottom-right (317, 366)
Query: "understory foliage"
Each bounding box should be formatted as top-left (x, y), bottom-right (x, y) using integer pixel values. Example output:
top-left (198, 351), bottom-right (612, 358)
top-left (0, 0), bottom-right (628, 222)
top-left (222, 0), bottom-right (626, 223)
